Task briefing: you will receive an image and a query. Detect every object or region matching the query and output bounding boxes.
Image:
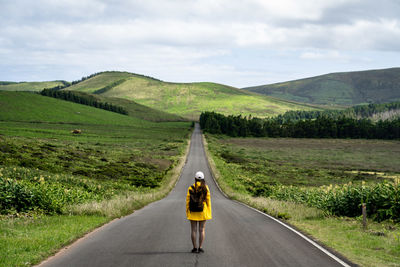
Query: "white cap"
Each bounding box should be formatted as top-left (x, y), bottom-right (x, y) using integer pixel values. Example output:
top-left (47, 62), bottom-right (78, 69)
top-left (195, 171), bottom-right (204, 180)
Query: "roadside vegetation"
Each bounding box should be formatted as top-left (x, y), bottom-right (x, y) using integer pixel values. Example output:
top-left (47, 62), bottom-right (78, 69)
top-left (204, 134), bottom-right (400, 266)
top-left (0, 91), bottom-right (192, 266)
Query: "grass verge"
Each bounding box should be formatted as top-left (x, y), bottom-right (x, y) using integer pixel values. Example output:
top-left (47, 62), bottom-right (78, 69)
top-left (203, 135), bottom-right (400, 267)
top-left (0, 215), bottom-right (108, 267)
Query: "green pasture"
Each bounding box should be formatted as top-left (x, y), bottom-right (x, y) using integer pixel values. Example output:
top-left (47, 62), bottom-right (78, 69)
top-left (0, 91), bottom-right (150, 126)
top-left (208, 136), bottom-right (400, 188)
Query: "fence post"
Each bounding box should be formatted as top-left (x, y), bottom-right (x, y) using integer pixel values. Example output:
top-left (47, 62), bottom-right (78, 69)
top-left (362, 203), bottom-right (367, 230)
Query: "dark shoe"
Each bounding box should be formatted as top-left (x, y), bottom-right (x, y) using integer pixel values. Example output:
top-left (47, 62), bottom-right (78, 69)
top-left (198, 248), bottom-right (204, 253)
top-left (191, 248), bottom-right (198, 253)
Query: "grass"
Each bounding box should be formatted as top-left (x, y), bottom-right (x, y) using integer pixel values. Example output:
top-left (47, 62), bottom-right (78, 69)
top-left (0, 215), bottom-right (109, 267)
top-left (0, 91), bottom-right (192, 266)
top-left (203, 134), bottom-right (400, 266)
top-left (211, 136), bottom-right (400, 187)
top-left (293, 217), bottom-right (400, 267)
top-left (0, 91), bottom-right (150, 126)
top-left (0, 81), bottom-right (65, 92)
top-left (65, 71), bottom-right (319, 120)
top-left (66, 91), bottom-right (186, 122)
top-left (65, 72), bottom-right (135, 93)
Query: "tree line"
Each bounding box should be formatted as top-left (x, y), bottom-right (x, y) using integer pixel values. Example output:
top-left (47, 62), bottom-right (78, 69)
top-left (93, 79), bottom-right (126, 94)
top-left (200, 111), bottom-right (400, 139)
top-left (40, 89), bottom-right (128, 115)
top-left (276, 101), bottom-right (400, 123)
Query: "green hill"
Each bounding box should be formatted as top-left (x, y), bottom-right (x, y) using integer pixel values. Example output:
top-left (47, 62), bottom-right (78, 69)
top-left (0, 81), bottom-right (67, 91)
top-left (0, 91), bottom-right (150, 126)
top-left (41, 90), bottom-right (186, 122)
top-left (243, 68), bottom-right (400, 106)
top-left (65, 71), bottom-right (317, 120)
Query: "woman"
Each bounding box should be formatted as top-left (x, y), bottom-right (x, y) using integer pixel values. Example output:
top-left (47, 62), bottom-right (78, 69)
top-left (186, 171), bottom-right (212, 253)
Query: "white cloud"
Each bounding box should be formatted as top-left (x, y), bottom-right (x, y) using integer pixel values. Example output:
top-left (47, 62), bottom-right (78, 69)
top-left (300, 50), bottom-right (343, 60)
top-left (1, 0), bottom-right (400, 85)
top-left (251, 0), bottom-right (352, 21)
top-left (331, 19), bottom-right (400, 50)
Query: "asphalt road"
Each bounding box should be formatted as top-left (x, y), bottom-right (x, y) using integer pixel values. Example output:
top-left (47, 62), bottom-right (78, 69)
top-left (39, 124), bottom-right (352, 267)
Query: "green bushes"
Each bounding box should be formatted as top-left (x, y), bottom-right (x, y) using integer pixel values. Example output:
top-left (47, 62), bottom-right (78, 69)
top-left (0, 177), bottom-right (68, 214)
top-left (0, 166), bottom-right (128, 214)
top-left (247, 181), bottom-right (400, 222)
top-left (0, 163), bottom-right (172, 215)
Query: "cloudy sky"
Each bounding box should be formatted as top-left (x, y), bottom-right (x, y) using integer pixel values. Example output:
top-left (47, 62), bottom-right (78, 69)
top-left (1, 0), bottom-right (400, 87)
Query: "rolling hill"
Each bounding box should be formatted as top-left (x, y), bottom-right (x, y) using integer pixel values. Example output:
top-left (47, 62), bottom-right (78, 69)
top-left (64, 71), bottom-right (317, 120)
top-left (0, 81), bottom-right (67, 91)
top-left (243, 68), bottom-right (400, 106)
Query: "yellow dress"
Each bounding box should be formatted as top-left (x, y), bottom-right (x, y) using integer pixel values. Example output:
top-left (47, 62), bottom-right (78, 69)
top-left (186, 182), bottom-right (212, 221)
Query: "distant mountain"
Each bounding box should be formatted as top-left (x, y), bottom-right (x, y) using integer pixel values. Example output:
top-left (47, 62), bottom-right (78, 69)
top-left (64, 71), bottom-right (317, 120)
top-left (243, 68), bottom-right (400, 106)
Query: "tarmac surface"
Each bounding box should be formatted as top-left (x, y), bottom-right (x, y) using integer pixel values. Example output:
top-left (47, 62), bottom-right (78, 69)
top-left (39, 123), bottom-right (351, 267)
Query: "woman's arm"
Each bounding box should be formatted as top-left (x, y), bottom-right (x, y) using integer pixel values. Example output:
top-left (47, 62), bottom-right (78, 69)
top-left (186, 188), bottom-right (190, 216)
top-left (206, 186), bottom-right (211, 210)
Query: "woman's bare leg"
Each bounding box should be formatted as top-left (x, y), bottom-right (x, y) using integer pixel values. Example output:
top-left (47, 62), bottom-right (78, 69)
top-left (198, 220), bottom-right (206, 249)
top-left (190, 220), bottom-right (198, 249)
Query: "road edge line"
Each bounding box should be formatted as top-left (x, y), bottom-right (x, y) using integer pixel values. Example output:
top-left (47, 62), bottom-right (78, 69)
top-left (234, 201), bottom-right (351, 267)
top-left (201, 132), bottom-right (352, 267)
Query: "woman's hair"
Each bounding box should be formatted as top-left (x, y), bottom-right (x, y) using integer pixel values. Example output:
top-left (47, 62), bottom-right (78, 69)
top-left (194, 178), bottom-right (207, 201)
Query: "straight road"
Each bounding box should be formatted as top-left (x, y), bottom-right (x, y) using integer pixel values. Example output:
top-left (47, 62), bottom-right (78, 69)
top-left (39, 124), bottom-right (351, 267)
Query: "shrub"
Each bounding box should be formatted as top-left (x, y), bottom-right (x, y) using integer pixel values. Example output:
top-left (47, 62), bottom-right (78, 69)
top-left (269, 182), bottom-right (400, 222)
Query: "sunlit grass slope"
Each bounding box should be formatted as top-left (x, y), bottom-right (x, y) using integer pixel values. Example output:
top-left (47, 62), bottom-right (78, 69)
top-left (66, 72), bottom-right (136, 93)
top-left (0, 81), bottom-right (65, 91)
top-left (68, 91), bottom-right (186, 122)
top-left (66, 71), bottom-right (318, 120)
top-left (0, 91), bottom-right (150, 126)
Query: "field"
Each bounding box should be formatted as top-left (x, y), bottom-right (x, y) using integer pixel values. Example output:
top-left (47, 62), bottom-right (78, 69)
top-left (0, 81), bottom-right (65, 92)
top-left (65, 71), bottom-right (318, 120)
top-left (214, 137), bottom-right (400, 187)
top-left (0, 91), bottom-right (192, 266)
top-left (205, 135), bottom-right (400, 266)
